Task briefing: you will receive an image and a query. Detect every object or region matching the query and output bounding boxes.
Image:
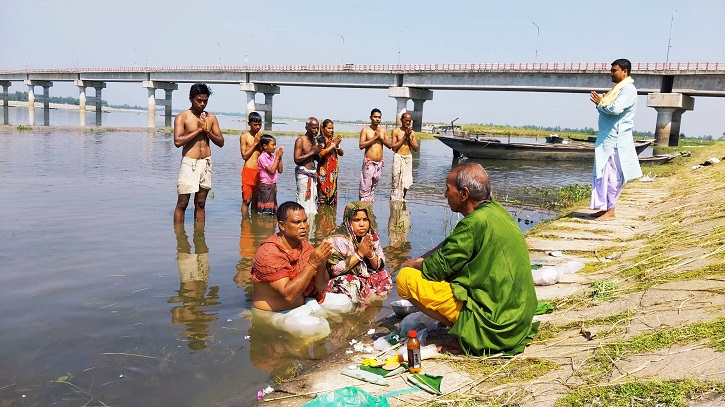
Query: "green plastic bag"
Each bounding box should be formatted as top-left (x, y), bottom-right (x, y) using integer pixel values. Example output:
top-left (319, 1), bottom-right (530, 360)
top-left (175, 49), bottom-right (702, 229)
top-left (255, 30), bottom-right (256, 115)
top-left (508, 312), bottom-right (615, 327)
top-left (302, 386), bottom-right (390, 407)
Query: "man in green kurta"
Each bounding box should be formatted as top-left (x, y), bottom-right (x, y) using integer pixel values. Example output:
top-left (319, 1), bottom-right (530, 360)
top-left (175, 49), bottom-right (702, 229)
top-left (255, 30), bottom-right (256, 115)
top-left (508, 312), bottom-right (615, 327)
top-left (396, 162), bottom-right (538, 356)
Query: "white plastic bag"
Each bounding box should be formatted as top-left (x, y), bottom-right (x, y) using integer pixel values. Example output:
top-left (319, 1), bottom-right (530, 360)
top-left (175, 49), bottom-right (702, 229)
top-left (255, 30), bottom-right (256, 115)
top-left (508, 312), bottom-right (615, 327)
top-left (532, 266), bottom-right (560, 286)
top-left (397, 344), bottom-right (439, 360)
top-left (373, 336), bottom-right (391, 351)
top-left (532, 261), bottom-right (584, 286)
top-left (399, 312), bottom-right (439, 335)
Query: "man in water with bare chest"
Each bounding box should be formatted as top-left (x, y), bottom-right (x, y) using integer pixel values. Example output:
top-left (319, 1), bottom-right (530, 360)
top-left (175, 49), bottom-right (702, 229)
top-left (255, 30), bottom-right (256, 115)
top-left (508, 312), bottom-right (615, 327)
top-left (358, 108), bottom-right (392, 204)
top-left (390, 112), bottom-right (419, 201)
top-left (294, 117), bottom-right (323, 215)
top-left (173, 83), bottom-right (225, 223)
top-left (240, 112), bottom-right (263, 216)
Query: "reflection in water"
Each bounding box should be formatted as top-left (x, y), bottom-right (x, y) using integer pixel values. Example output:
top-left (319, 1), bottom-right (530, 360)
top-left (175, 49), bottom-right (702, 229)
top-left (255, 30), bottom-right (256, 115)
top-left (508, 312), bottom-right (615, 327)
top-left (235, 215), bottom-right (277, 296)
top-left (248, 303), bottom-right (383, 379)
top-left (326, 303), bottom-right (383, 348)
top-left (313, 203), bottom-right (338, 244)
top-left (385, 200), bottom-right (412, 272)
top-left (235, 216), bottom-right (256, 293)
top-left (507, 202), bottom-right (555, 229)
top-left (169, 223), bottom-right (219, 351)
top-left (248, 312), bottom-right (329, 379)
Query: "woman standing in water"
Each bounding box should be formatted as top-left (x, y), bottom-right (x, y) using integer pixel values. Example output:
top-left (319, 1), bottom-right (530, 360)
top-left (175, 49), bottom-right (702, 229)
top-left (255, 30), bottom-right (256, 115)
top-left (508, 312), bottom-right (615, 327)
top-left (316, 119), bottom-right (344, 205)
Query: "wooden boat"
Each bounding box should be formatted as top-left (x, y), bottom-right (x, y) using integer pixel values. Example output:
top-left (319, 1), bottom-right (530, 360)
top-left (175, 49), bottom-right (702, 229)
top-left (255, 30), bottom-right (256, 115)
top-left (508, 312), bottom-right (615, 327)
top-left (434, 135), bottom-right (654, 161)
top-left (545, 134), bottom-right (566, 144)
top-left (639, 155), bottom-right (676, 165)
top-left (638, 151), bottom-right (691, 165)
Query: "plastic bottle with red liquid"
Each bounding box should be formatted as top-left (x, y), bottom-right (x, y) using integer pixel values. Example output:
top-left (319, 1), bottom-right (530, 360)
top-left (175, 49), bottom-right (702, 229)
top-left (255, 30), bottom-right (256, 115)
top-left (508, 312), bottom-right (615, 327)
top-left (406, 330), bottom-right (422, 373)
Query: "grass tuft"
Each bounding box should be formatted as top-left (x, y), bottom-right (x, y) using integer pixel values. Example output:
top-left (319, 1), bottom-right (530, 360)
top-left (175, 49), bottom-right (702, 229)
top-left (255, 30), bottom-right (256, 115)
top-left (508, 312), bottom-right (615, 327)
top-left (555, 379), bottom-right (725, 407)
top-left (589, 280), bottom-right (619, 301)
top-left (535, 309), bottom-right (635, 343)
top-left (442, 357), bottom-right (559, 385)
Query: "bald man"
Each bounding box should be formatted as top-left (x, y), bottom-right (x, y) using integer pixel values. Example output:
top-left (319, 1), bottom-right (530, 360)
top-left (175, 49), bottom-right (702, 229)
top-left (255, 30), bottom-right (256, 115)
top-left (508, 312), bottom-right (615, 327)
top-left (294, 117), bottom-right (323, 216)
top-left (396, 162), bottom-right (538, 356)
top-left (390, 112), bottom-right (419, 201)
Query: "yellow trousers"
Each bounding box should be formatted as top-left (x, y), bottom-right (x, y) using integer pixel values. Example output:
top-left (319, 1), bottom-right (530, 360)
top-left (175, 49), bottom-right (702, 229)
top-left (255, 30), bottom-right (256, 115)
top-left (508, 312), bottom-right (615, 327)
top-left (396, 267), bottom-right (463, 324)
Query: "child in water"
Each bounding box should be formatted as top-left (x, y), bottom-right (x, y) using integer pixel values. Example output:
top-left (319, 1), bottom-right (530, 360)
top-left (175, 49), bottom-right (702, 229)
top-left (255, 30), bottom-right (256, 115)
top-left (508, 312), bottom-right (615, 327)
top-left (256, 135), bottom-right (284, 215)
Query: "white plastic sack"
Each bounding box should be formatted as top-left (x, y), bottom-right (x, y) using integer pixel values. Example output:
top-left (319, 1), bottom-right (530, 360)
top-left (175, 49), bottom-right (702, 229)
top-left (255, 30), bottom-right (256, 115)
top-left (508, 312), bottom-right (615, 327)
top-left (399, 312), bottom-right (439, 336)
top-left (532, 260), bottom-right (585, 286)
top-left (532, 266), bottom-right (560, 286)
top-left (373, 336), bottom-right (392, 351)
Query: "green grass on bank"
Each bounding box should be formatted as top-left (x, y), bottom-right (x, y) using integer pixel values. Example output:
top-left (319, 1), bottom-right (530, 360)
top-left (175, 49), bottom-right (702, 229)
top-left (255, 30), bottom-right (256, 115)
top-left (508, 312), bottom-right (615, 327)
top-left (442, 357), bottom-right (559, 385)
top-left (556, 379), bottom-right (725, 407)
top-left (573, 318), bottom-right (725, 387)
top-left (534, 308), bottom-right (635, 343)
top-left (461, 124), bottom-right (596, 139)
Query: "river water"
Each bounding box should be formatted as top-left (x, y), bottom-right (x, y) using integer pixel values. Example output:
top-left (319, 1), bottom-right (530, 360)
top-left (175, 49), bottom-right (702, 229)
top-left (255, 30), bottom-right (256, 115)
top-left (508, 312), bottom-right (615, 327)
top-left (0, 108), bottom-right (592, 406)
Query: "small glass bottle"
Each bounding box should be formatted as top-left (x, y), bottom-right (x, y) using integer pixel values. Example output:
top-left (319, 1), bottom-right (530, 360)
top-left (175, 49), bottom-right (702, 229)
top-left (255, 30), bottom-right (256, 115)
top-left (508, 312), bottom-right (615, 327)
top-left (407, 330), bottom-right (422, 374)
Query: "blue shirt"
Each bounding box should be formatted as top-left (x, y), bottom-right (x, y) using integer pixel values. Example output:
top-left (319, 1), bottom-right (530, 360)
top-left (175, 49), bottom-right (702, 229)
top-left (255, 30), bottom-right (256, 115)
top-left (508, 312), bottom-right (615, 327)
top-left (593, 82), bottom-right (643, 181)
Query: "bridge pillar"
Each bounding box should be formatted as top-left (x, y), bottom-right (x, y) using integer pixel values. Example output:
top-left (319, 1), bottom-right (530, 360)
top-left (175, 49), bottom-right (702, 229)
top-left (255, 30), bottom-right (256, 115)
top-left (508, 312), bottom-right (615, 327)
top-left (243, 90), bottom-right (256, 127)
top-left (647, 93), bottom-right (694, 147)
top-left (163, 88), bottom-right (174, 127)
top-left (388, 87), bottom-right (433, 132)
top-left (240, 83), bottom-right (280, 131)
top-left (74, 80), bottom-right (106, 126)
top-left (24, 80), bottom-right (52, 126)
top-left (1, 81), bottom-right (9, 125)
top-left (393, 97), bottom-right (408, 126)
top-left (143, 81), bottom-right (178, 128)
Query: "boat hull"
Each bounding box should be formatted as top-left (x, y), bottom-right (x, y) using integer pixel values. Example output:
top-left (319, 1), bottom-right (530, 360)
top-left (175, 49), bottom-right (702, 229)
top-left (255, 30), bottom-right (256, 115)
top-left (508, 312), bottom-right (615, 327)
top-left (639, 151), bottom-right (690, 165)
top-left (434, 136), bottom-right (653, 161)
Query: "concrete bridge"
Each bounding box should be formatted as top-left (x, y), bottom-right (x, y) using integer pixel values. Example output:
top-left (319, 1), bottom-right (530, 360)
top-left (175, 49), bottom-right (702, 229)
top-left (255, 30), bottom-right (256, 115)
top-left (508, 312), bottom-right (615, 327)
top-left (1, 62), bottom-right (724, 146)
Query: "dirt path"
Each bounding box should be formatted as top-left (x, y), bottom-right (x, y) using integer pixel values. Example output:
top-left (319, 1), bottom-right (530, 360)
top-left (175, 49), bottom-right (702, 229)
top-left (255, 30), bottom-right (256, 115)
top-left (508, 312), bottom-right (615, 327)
top-left (251, 145), bottom-right (725, 407)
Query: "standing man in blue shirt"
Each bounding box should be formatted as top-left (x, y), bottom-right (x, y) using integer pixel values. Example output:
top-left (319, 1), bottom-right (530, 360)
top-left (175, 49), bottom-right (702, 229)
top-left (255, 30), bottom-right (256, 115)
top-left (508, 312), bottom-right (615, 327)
top-left (589, 58), bottom-right (642, 221)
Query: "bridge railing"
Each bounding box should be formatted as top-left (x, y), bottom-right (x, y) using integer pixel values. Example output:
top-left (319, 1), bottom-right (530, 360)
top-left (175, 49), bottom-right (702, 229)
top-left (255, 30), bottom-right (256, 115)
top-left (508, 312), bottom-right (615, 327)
top-left (1, 62), bottom-right (722, 75)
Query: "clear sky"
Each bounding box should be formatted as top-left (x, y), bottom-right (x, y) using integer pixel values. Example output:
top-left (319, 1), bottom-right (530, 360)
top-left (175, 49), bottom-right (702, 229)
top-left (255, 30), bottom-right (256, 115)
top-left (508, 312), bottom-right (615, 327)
top-left (1, 0), bottom-right (724, 137)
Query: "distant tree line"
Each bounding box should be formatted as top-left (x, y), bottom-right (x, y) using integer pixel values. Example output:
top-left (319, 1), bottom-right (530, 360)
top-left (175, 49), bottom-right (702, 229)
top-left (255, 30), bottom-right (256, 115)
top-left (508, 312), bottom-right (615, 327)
top-left (487, 123), bottom-right (725, 140)
top-left (6, 91), bottom-right (144, 110)
top-left (7, 91), bottom-right (721, 138)
top-left (524, 124), bottom-right (658, 139)
top-left (685, 134), bottom-right (721, 140)
top-left (7, 91), bottom-right (89, 106)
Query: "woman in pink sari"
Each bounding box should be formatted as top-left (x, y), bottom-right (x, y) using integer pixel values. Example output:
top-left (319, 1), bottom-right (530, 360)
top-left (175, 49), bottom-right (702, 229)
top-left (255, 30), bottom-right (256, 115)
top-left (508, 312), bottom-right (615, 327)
top-left (324, 201), bottom-right (393, 304)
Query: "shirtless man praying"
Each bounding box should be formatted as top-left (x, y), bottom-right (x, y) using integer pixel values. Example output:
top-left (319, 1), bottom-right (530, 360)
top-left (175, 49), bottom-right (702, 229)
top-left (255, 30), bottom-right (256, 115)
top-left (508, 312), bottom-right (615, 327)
top-left (240, 112), bottom-right (264, 215)
top-left (390, 112), bottom-right (419, 201)
top-left (293, 117), bottom-right (323, 216)
top-left (173, 83), bottom-right (224, 223)
top-left (358, 108), bottom-right (392, 204)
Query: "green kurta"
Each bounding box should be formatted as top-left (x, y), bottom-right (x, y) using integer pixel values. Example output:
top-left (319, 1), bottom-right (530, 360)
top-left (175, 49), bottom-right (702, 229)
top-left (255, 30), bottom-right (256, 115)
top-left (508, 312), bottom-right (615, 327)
top-left (422, 201), bottom-right (538, 356)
